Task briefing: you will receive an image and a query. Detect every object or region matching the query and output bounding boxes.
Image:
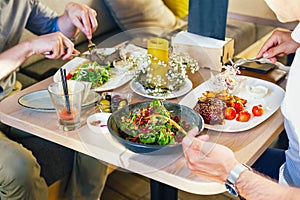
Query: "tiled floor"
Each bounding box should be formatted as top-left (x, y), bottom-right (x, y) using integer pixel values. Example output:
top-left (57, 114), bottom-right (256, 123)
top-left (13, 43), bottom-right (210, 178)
top-left (101, 170), bottom-right (238, 200)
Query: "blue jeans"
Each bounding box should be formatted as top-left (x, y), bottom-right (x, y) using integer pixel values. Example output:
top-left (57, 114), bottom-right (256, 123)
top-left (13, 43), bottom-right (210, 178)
top-left (252, 148), bottom-right (286, 180)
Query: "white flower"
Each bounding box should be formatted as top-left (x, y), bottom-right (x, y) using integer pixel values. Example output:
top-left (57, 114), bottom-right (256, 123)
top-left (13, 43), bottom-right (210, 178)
top-left (127, 51), bottom-right (199, 95)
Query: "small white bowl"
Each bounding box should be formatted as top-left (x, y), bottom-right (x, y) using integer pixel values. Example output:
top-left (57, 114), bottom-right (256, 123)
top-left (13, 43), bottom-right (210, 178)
top-left (246, 85), bottom-right (268, 99)
top-left (87, 113), bottom-right (111, 134)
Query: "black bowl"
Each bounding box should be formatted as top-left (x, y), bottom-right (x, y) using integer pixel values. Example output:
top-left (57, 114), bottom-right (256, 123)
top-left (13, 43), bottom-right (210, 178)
top-left (107, 101), bottom-right (204, 153)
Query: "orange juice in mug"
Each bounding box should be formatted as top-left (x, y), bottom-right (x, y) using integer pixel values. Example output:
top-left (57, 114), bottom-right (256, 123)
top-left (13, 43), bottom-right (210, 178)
top-left (147, 38), bottom-right (169, 64)
top-left (147, 38), bottom-right (169, 88)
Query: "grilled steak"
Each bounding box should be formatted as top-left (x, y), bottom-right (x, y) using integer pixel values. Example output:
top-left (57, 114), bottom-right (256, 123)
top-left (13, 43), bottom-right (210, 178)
top-left (194, 98), bottom-right (226, 125)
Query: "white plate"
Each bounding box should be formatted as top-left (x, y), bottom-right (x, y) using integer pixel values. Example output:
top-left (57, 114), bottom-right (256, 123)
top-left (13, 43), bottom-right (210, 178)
top-left (53, 57), bottom-right (135, 92)
top-left (92, 48), bottom-right (118, 55)
top-left (120, 43), bottom-right (147, 58)
top-left (18, 90), bottom-right (101, 112)
top-left (130, 78), bottom-right (193, 99)
top-left (179, 76), bottom-right (285, 132)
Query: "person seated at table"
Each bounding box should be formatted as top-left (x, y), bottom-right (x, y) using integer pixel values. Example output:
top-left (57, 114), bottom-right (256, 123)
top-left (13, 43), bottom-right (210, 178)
top-left (182, 0), bottom-right (300, 199)
top-left (0, 1), bottom-right (108, 199)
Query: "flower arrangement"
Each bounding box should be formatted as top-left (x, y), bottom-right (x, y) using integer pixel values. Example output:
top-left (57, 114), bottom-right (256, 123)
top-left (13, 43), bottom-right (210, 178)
top-left (122, 51), bottom-right (199, 96)
top-left (167, 52), bottom-right (199, 91)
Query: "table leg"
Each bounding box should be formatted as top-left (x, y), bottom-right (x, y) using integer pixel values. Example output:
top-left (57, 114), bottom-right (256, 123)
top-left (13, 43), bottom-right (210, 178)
top-left (150, 179), bottom-right (178, 200)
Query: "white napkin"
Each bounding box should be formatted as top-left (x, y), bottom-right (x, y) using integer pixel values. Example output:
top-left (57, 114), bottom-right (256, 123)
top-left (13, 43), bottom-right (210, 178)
top-left (172, 31), bottom-right (227, 49)
top-left (171, 31), bottom-right (233, 71)
top-left (120, 43), bottom-right (147, 58)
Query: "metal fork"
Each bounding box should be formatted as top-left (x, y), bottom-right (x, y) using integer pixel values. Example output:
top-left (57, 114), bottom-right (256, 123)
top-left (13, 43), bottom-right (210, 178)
top-left (88, 39), bottom-right (96, 52)
top-left (43, 51), bottom-right (88, 58)
top-left (43, 38), bottom-right (96, 57)
top-left (233, 57), bottom-right (271, 67)
top-left (87, 38), bottom-right (106, 64)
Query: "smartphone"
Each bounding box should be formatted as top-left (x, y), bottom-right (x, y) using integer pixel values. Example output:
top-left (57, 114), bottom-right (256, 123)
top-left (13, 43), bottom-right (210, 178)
top-left (238, 62), bottom-right (276, 74)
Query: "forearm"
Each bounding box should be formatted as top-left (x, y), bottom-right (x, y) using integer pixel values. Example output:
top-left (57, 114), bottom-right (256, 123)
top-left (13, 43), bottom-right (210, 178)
top-left (237, 170), bottom-right (300, 199)
top-left (0, 42), bottom-right (33, 81)
top-left (57, 13), bottom-right (79, 39)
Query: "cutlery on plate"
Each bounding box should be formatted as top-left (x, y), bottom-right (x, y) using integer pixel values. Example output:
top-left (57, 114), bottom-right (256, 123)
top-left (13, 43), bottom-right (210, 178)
top-left (87, 38), bottom-right (109, 65)
top-left (43, 38), bottom-right (97, 58)
top-left (233, 57), bottom-right (290, 73)
top-left (233, 57), bottom-right (271, 67)
top-left (43, 50), bottom-right (102, 61)
top-left (43, 51), bottom-right (89, 58)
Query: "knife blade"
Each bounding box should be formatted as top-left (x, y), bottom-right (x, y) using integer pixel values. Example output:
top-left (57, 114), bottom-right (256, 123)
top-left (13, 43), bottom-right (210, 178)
top-left (42, 51), bottom-right (89, 58)
top-left (42, 51), bottom-right (101, 63)
top-left (43, 47), bottom-right (121, 66)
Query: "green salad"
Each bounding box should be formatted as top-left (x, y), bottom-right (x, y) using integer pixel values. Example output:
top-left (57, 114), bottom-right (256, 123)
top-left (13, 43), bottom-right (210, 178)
top-left (66, 61), bottom-right (111, 88)
top-left (119, 99), bottom-right (190, 145)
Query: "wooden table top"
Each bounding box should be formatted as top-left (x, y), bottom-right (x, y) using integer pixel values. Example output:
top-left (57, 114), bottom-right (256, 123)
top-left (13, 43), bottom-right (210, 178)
top-left (0, 68), bottom-right (285, 195)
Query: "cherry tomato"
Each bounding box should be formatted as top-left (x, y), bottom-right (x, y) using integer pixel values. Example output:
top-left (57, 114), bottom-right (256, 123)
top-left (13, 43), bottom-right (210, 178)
top-left (236, 110), bottom-right (251, 122)
top-left (252, 104), bottom-right (264, 116)
top-left (224, 107), bottom-right (237, 120)
top-left (233, 101), bottom-right (244, 113)
top-left (66, 73), bottom-right (72, 80)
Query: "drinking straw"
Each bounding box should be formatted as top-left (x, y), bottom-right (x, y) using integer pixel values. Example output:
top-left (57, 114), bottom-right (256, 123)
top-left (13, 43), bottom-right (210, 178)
top-left (60, 68), bottom-right (71, 114)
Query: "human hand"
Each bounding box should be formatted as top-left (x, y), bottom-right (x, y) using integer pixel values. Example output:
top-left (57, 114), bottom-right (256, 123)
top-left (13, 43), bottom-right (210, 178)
top-left (29, 32), bottom-right (80, 60)
top-left (64, 2), bottom-right (98, 39)
top-left (257, 30), bottom-right (300, 63)
top-left (182, 127), bottom-right (239, 183)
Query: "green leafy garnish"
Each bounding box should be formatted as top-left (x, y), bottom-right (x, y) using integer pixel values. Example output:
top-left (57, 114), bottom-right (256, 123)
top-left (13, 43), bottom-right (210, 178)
top-left (68, 62), bottom-right (111, 88)
top-left (119, 99), bottom-right (189, 146)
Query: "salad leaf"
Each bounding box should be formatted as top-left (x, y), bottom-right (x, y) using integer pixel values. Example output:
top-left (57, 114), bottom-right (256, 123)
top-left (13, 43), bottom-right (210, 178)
top-left (67, 61), bottom-right (111, 88)
top-left (139, 133), bottom-right (157, 144)
top-left (119, 99), bottom-right (189, 146)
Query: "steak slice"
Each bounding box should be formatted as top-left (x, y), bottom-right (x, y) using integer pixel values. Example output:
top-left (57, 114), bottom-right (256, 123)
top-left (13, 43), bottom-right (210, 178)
top-left (194, 98), bottom-right (226, 125)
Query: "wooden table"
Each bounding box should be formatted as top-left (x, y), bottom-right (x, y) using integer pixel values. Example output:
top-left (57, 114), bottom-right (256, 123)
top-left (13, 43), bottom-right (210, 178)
top-left (0, 68), bottom-right (284, 195)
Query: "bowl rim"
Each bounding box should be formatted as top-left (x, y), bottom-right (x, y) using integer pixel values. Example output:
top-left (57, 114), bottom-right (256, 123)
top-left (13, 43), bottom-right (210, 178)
top-left (107, 101), bottom-right (204, 152)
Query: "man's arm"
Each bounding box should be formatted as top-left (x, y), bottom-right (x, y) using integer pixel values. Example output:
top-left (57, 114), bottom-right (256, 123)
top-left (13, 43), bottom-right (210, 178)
top-left (0, 32), bottom-right (78, 81)
top-left (237, 170), bottom-right (300, 200)
top-left (256, 29), bottom-right (300, 63)
top-left (27, 2), bottom-right (98, 40)
top-left (0, 2), bottom-right (97, 80)
top-left (182, 128), bottom-right (300, 200)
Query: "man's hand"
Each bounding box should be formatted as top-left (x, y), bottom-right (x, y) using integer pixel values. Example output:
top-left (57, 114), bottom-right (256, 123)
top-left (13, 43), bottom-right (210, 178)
top-left (257, 30), bottom-right (300, 63)
top-left (29, 32), bottom-right (80, 60)
top-left (59, 2), bottom-right (98, 39)
top-left (182, 127), bottom-right (239, 183)
top-left (0, 32), bottom-right (80, 80)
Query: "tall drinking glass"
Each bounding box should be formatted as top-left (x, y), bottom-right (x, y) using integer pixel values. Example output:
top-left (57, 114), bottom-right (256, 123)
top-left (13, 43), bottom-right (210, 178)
top-left (48, 80), bottom-right (85, 131)
top-left (147, 38), bottom-right (169, 88)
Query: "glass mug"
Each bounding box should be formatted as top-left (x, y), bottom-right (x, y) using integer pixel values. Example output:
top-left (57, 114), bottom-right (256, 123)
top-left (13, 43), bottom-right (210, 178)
top-left (147, 38), bottom-right (169, 88)
top-left (48, 80), bottom-right (85, 131)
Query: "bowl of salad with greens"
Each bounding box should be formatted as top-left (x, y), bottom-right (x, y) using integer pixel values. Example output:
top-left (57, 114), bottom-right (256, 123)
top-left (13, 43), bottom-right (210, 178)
top-left (107, 99), bottom-right (204, 153)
